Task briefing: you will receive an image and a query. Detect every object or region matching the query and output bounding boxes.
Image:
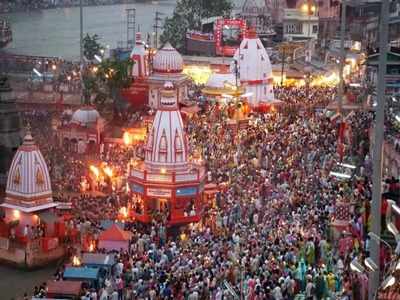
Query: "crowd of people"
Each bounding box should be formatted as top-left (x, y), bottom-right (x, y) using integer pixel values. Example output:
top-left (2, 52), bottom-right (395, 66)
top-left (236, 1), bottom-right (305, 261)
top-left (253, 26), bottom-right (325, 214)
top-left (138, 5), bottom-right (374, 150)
top-left (15, 85), bottom-right (393, 300)
top-left (274, 86), bottom-right (335, 109)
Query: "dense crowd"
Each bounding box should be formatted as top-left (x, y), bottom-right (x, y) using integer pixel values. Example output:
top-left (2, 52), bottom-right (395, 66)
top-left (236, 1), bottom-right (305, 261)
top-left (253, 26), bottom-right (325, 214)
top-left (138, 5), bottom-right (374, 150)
top-left (274, 86), bottom-right (335, 109)
top-left (19, 85), bottom-right (386, 300)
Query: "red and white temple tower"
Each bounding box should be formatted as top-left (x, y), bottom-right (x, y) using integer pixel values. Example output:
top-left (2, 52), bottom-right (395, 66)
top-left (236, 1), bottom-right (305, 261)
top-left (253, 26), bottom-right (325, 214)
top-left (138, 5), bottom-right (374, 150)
top-left (131, 32), bottom-right (149, 78)
top-left (128, 82), bottom-right (205, 225)
top-left (232, 28), bottom-right (274, 107)
top-left (148, 43), bottom-right (190, 109)
top-left (1, 130), bottom-right (58, 235)
top-left (121, 32), bottom-right (150, 108)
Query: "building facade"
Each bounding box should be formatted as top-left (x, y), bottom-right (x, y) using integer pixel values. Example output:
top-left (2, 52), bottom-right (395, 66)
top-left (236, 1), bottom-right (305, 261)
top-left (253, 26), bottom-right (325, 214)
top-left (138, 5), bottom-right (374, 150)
top-left (283, 7), bottom-right (319, 41)
top-left (366, 48), bottom-right (400, 95)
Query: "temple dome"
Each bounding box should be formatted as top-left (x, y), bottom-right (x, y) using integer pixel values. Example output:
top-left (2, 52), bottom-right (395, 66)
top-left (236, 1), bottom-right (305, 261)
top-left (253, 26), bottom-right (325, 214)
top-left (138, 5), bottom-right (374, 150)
top-left (145, 82), bottom-right (188, 170)
top-left (5, 130), bottom-right (53, 209)
top-left (71, 106), bottom-right (101, 126)
top-left (152, 43), bottom-right (184, 74)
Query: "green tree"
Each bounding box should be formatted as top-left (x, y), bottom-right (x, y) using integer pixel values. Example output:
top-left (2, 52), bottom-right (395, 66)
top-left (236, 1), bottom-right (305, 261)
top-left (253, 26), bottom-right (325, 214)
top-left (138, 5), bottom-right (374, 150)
top-left (83, 34), bottom-right (104, 61)
top-left (82, 69), bottom-right (97, 105)
top-left (95, 58), bottom-right (134, 122)
top-left (81, 58), bottom-right (133, 121)
top-left (160, 0), bottom-right (232, 50)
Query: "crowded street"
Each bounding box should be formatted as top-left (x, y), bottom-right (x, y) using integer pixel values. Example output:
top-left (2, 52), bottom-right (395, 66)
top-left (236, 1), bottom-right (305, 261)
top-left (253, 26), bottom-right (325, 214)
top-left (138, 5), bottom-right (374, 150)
top-left (2, 0), bottom-right (400, 299)
top-left (10, 85), bottom-right (378, 300)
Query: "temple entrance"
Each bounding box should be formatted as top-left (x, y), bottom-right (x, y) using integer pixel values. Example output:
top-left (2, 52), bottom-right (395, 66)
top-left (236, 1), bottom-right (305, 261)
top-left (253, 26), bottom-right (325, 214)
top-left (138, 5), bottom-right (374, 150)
top-left (87, 140), bottom-right (96, 154)
top-left (62, 138), bottom-right (70, 151)
top-left (70, 138), bottom-right (78, 152)
top-left (148, 198), bottom-right (169, 213)
top-left (148, 198), bottom-right (170, 220)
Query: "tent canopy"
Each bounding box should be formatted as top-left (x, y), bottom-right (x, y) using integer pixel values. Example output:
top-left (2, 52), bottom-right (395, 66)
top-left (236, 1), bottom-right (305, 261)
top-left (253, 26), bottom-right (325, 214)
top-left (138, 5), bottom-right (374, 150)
top-left (47, 280), bottom-right (82, 296)
top-left (98, 224), bottom-right (132, 241)
top-left (63, 267), bottom-right (99, 281)
top-left (82, 253), bottom-right (116, 267)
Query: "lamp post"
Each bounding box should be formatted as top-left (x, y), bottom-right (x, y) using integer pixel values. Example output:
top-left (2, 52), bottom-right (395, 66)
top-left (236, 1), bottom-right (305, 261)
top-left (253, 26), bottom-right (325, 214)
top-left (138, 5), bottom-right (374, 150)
top-left (281, 47), bottom-right (285, 86)
top-left (368, 0), bottom-right (389, 299)
top-left (79, 0), bottom-right (84, 104)
top-left (338, 0), bottom-right (346, 116)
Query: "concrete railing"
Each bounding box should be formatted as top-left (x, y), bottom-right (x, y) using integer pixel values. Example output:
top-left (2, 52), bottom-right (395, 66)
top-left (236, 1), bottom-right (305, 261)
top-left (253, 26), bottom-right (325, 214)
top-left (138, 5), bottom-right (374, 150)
top-left (130, 166), bottom-right (204, 183)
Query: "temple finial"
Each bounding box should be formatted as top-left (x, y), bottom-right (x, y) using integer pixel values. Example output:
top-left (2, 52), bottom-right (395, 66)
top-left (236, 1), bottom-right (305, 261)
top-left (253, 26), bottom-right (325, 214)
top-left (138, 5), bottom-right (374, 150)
top-left (23, 122), bottom-right (34, 143)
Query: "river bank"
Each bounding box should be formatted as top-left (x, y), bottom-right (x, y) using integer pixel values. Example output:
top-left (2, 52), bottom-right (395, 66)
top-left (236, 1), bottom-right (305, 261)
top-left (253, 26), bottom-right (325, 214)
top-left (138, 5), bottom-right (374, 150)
top-left (0, 0), bottom-right (155, 15)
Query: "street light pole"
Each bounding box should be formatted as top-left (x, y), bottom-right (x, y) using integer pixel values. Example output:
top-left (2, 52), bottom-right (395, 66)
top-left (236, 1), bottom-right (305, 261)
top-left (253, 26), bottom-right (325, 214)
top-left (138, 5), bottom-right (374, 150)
top-left (368, 0), bottom-right (389, 299)
top-left (338, 0), bottom-right (346, 116)
top-left (80, 0), bottom-right (83, 65)
top-left (281, 47), bottom-right (285, 86)
top-left (79, 0), bottom-right (84, 104)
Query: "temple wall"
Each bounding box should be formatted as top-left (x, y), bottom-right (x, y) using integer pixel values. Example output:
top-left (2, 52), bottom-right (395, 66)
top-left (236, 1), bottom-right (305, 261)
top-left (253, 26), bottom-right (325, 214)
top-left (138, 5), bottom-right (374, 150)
top-left (0, 241), bottom-right (65, 269)
top-left (4, 209), bottom-right (39, 236)
top-left (0, 247), bottom-right (25, 266)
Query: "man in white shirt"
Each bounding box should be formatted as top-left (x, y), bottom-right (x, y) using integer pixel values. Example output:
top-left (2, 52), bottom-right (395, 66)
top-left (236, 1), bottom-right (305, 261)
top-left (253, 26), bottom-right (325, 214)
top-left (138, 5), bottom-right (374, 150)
top-left (272, 285), bottom-right (283, 300)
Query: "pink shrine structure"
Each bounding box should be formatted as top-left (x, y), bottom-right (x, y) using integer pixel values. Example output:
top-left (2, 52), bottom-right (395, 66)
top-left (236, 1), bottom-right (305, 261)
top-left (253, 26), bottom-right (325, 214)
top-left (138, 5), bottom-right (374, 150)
top-left (57, 106), bottom-right (105, 153)
top-left (0, 130), bottom-right (64, 268)
top-left (128, 82), bottom-right (205, 225)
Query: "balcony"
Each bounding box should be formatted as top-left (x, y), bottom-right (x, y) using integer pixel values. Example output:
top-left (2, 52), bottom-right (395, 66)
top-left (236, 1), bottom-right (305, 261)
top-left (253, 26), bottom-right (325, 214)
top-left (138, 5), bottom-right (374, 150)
top-left (129, 163), bottom-right (205, 184)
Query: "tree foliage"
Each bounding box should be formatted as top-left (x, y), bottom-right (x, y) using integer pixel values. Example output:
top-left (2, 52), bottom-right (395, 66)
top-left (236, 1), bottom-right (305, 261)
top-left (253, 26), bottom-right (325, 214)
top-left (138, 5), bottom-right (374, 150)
top-left (83, 34), bottom-right (104, 61)
top-left (96, 58), bottom-right (133, 91)
top-left (82, 58), bottom-right (133, 115)
top-left (160, 0), bottom-right (233, 50)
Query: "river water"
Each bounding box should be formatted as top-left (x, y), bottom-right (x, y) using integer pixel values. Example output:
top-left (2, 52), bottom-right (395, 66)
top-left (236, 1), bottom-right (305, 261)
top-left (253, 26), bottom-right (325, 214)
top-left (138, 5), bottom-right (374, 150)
top-left (2, 1), bottom-right (176, 60)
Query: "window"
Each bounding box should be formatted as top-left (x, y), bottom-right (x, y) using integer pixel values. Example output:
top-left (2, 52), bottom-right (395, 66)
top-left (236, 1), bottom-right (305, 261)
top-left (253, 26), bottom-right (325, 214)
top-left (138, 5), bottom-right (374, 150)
top-left (285, 23), bottom-right (302, 34)
top-left (285, 24), bottom-right (296, 34)
top-left (312, 25), bottom-right (318, 34)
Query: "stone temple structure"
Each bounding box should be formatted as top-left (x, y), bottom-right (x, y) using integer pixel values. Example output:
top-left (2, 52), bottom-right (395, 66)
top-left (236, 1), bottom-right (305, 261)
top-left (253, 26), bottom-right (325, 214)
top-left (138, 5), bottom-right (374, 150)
top-left (128, 82), bottom-right (205, 225)
top-left (0, 76), bottom-right (23, 187)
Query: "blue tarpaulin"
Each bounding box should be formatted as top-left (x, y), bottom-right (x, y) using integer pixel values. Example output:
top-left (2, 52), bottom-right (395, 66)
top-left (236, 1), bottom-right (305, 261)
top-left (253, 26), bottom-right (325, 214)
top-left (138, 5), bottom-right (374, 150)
top-left (63, 267), bottom-right (99, 280)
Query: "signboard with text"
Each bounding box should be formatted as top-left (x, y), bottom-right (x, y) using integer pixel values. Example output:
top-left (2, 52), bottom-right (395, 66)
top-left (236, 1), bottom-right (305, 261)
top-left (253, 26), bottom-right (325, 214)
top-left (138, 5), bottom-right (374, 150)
top-left (147, 188), bottom-right (172, 198)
